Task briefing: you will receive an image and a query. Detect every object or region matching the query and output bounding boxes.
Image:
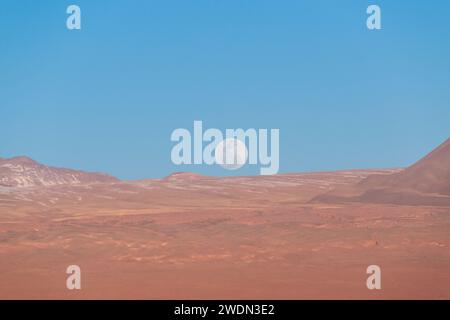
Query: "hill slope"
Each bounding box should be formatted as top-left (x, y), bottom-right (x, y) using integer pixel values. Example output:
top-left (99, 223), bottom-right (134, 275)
top-left (0, 156), bottom-right (118, 187)
top-left (313, 138), bottom-right (450, 205)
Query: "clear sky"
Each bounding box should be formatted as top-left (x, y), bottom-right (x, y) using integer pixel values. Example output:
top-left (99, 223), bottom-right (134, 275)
top-left (1, 1), bottom-right (449, 179)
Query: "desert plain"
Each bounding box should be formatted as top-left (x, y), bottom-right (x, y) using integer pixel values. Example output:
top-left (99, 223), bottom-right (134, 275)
top-left (0, 139), bottom-right (449, 299)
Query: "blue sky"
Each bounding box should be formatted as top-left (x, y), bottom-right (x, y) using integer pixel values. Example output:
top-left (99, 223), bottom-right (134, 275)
top-left (1, 0), bottom-right (449, 179)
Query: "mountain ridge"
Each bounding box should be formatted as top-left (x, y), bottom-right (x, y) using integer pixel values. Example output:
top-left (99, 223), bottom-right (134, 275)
top-left (0, 156), bottom-right (118, 188)
top-left (313, 138), bottom-right (450, 205)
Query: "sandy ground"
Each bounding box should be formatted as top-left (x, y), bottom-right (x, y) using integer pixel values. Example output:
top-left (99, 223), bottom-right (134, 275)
top-left (0, 171), bottom-right (449, 299)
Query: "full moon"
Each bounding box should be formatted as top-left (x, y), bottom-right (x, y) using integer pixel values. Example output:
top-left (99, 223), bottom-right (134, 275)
top-left (215, 138), bottom-right (248, 170)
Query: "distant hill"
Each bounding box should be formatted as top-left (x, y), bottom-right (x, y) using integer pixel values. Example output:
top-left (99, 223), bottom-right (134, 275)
top-left (361, 138), bottom-right (450, 195)
top-left (313, 138), bottom-right (450, 206)
top-left (0, 156), bottom-right (118, 187)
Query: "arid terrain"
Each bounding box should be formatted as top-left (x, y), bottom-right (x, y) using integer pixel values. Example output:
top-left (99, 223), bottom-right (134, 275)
top-left (0, 139), bottom-right (449, 299)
